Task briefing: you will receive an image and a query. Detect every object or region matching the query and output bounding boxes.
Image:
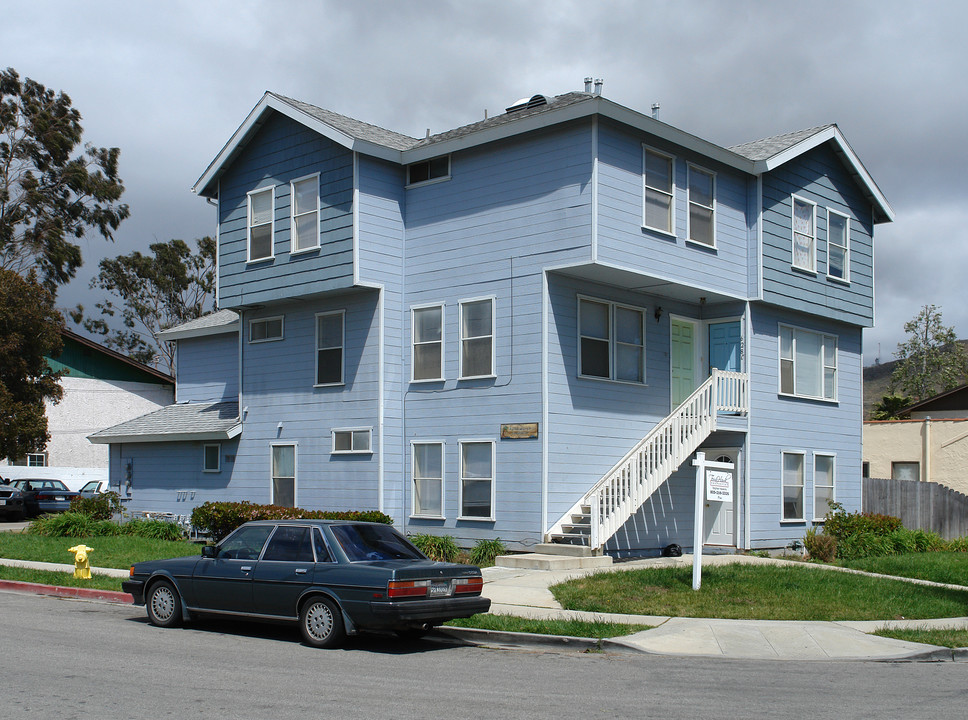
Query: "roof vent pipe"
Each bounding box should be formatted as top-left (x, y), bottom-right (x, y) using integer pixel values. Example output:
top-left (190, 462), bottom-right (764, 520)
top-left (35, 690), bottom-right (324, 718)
top-left (584, 77), bottom-right (593, 93)
top-left (651, 102), bottom-right (660, 120)
top-left (593, 78), bottom-right (603, 95)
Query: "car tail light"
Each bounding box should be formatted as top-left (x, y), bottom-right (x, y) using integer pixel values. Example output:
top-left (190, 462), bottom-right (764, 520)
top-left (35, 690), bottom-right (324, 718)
top-left (387, 580), bottom-right (430, 598)
top-left (129, 566), bottom-right (136, 578)
top-left (454, 576), bottom-right (483, 594)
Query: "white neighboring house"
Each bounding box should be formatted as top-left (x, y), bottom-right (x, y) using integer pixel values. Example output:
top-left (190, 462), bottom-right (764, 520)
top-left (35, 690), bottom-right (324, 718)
top-left (2, 329), bottom-right (174, 491)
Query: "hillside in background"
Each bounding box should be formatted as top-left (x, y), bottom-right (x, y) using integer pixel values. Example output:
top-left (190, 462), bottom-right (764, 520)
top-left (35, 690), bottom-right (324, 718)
top-left (863, 340), bottom-right (968, 419)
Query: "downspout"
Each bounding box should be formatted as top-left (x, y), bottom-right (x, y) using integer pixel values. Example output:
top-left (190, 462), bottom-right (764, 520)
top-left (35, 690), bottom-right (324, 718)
top-left (744, 301), bottom-right (752, 549)
top-left (540, 270), bottom-right (549, 543)
top-left (923, 417), bottom-right (931, 484)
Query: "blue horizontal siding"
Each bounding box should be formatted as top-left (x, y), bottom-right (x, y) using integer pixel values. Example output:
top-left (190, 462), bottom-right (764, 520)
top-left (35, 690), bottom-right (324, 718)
top-left (176, 334), bottom-right (238, 403)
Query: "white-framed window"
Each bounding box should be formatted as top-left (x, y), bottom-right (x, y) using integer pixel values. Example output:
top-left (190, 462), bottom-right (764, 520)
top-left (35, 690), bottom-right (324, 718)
top-left (12, 453), bottom-right (48, 467)
top-left (332, 428), bottom-right (372, 454)
top-left (412, 304), bottom-right (444, 382)
top-left (781, 451), bottom-right (805, 521)
top-left (315, 311), bottom-right (344, 386)
top-left (247, 186), bottom-right (274, 262)
top-left (643, 147), bottom-right (675, 234)
top-left (578, 297), bottom-right (646, 384)
top-left (791, 195), bottom-right (817, 272)
top-left (407, 155), bottom-right (450, 186)
top-left (779, 324), bottom-right (837, 401)
top-left (459, 440), bottom-right (495, 520)
top-left (290, 174), bottom-right (320, 253)
top-left (892, 461), bottom-right (920, 482)
top-left (687, 164), bottom-right (715, 247)
top-left (249, 316), bottom-right (284, 343)
top-left (814, 453), bottom-right (835, 520)
top-left (411, 441), bottom-right (444, 518)
top-left (203, 443), bottom-right (221, 473)
top-left (459, 297), bottom-right (495, 379)
top-left (271, 443), bottom-right (296, 508)
top-left (826, 208), bottom-right (850, 282)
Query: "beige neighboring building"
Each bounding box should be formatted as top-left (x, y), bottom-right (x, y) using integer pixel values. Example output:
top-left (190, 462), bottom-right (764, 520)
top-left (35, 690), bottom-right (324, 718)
top-left (864, 386), bottom-right (968, 496)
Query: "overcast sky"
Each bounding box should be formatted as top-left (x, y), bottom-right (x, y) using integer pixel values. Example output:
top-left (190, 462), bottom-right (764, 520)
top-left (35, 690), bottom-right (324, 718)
top-left (5, 0), bottom-right (965, 365)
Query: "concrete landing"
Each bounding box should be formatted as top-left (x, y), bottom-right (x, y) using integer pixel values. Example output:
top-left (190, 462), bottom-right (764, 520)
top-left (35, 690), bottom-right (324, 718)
top-left (495, 553), bottom-right (614, 570)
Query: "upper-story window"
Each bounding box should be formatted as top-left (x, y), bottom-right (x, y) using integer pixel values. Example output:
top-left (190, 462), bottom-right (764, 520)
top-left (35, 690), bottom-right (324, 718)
top-left (779, 324), bottom-right (837, 401)
top-left (826, 209), bottom-right (850, 282)
top-left (643, 147), bottom-right (675, 235)
top-left (247, 187), bottom-right (274, 262)
top-left (460, 298), bottom-right (495, 379)
top-left (579, 297), bottom-right (646, 384)
top-left (315, 311), bottom-right (344, 386)
top-left (687, 165), bottom-right (715, 247)
top-left (290, 175), bottom-right (320, 253)
top-left (412, 304), bottom-right (444, 382)
top-left (249, 316), bottom-right (284, 343)
top-left (407, 156), bottom-right (450, 186)
top-left (792, 195), bottom-right (817, 272)
top-left (332, 428), bottom-right (372, 454)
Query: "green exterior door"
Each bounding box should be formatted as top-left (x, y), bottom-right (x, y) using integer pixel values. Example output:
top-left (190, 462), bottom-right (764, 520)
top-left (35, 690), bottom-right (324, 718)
top-left (670, 318), bottom-right (697, 409)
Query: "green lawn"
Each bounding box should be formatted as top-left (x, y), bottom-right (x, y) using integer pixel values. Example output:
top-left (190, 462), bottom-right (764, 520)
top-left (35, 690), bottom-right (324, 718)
top-left (550, 564), bottom-right (968, 621)
top-left (0, 564), bottom-right (124, 592)
top-left (873, 626), bottom-right (968, 648)
top-left (446, 614), bottom-right (651, 638)
top-left (839, 553), bottom-right (968, 586)
top-left (0, 533), bottom-right (201, 569)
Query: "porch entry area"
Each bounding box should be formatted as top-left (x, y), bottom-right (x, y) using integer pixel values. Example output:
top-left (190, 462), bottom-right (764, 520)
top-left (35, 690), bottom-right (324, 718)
top-left (670, 318), bottom-right (742, 409)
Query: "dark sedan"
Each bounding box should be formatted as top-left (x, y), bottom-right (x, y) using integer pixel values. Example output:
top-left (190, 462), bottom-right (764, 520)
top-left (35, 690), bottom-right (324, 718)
top-left (0, 483), bottom-right (26, 521)
top-left (123, 520), bottom-right (490, 648)
top-left (10, 479), bottom-right (79, 517)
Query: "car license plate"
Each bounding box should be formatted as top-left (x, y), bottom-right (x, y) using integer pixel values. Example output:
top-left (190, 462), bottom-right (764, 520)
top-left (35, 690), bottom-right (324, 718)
top-left (53, 496), bottom-right (66, 501)
top-left (0, 499), bottom-right (6, 505)
top-left (428, 581), bottom-right (451, 597)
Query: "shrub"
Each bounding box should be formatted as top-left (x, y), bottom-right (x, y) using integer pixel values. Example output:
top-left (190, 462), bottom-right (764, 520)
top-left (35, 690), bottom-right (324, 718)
top-left (69, 491), bottom-right (123, 521)
top-left (189, 501), bottom-right (393, 542)
top-left (821, 502), bottom-right (902, 547)
top-left (470, 538), bottom-right (507, 567)
top-left (408, 533), bottom-right (460, 562)
top-left (803, 527), bottom-right (837, 562)
top-left (27, 512), bottom-right (97, 537)
top-left (121, 518), bottom-right (184, 541)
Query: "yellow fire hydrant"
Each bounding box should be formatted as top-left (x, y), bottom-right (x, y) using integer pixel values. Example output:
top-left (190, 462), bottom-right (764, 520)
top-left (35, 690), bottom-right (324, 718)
top-left (68, 544), bottom-right (93, 579)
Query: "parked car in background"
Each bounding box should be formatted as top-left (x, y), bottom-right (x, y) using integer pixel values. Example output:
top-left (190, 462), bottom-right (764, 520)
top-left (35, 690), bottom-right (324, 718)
top-left (10, 479), bottom-right (80, 517)
top-left (0, 483), bottom-right (26, 521)
top-left (79, 480), bottom-right (110, 498)
top-left (123, 519), bottom-right (490, 648)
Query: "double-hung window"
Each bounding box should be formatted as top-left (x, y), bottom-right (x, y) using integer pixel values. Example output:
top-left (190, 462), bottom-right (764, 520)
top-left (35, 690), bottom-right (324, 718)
top-left (412, 442), bottom-right (444, 518)
top-left (814, 454), bottom-right (835, 520)
top-left (315, 311), bottom-right (344, 386)
top-left (579, 297), bottom-right (645, 383)
top-left (460, 298), bottom-right (494, 378)
top-left (459, 440), bottom-right (494, 520)
top-left (412, 304), bottom-right (443, 381)
top-left (826, 209), bottom-right (849, 281)
top-left (290, 174), bottom-right (319, 253)
top-left (779, 325), bottom-right (837, 401)
top-left (643, 147), bottom-right (675, 234)
top-left (271, 444), bottom-right (296, 508)
top-left (792, 195), bottom-right (817, 272)
top-left (782, 451), bottom-right (804, 521)
top-left (687, 165), bottom-right (715, 247)
top-left (248, 187), bottom-right (274, 262)
top-left (203, 444), bottom-right (221, 473)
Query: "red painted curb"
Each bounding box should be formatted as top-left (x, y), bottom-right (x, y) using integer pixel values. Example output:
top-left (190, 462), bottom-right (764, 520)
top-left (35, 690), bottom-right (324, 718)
top-left (0, 579), bottom-right (133, 604)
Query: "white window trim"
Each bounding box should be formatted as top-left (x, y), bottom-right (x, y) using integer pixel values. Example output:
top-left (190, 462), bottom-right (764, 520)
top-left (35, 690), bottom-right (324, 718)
top-left (686, 163), bottom-right (716, 249)
top-left (778, 323), bottom-right (838, 402)
top-left (458, 439), bottom-right (496, 522)
top-left (411, 303), bottom-right (445, 383)
top-left (314, 310), bottom-right (345, 387)
top-left (642, 145), bottom-right (677, 237)
top-left (813, 452), bottom-right (836, 521)
top-left (459, 295), bottom-right (496, 380)
top-left (405, 155), bottom-right (451, 188)
top-left (331, 427), bottom-right (373, 455)
top-left (270, 442), bottom-right (297, 508)
top-left (248, 315), bottom-right (284, 344)
top-left (410, 440), bottom-right (445, 520)
top-left (826, 207), bottom-right (850, 284)
top-left (247, 186), bottom-right (275, 263)
top-left (577, 295), bottom-right (647, 385)
top-left (780, 450), bottom-right (806, 523)
top-left (791, 194), bottom-right (817, 273)
top-left (290, 172), bottom-right (320, 255)
top-left (203, 443), bottom-right (221, 473)
top-left (26, 452), bottom-right (48, 467)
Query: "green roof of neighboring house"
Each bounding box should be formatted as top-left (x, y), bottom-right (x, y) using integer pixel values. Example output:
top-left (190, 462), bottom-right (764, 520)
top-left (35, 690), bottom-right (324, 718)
top-left (46, 329), bottom-right (174, 386)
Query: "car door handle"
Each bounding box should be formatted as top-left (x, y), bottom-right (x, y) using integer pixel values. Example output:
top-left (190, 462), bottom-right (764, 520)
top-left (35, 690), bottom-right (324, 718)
top-left (295, 568), bottom-right (308, 575)
top-left (241, 566), bottom-right (253, 572)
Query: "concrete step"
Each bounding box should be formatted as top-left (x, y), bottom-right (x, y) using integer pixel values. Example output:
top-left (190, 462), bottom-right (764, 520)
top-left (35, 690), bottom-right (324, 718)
top-left (494, 553), bottom-right (614, 570)
top-left (534, 542), bottom-right (597, 557)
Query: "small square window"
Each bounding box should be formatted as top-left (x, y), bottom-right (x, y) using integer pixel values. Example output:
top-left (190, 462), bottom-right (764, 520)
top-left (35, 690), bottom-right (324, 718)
top-left (203, 444), bottom-right (221, 473)
top-left (332, 428), bottom-right (372, 454)
top-left (249, 316), bottom-right (284, 343)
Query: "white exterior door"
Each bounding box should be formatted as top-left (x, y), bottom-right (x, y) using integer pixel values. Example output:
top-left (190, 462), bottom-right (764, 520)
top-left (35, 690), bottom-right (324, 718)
top-left (703, 448), bottom-right (737, 546)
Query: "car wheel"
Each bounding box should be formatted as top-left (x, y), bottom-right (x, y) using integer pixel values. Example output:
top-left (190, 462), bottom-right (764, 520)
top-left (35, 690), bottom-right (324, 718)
top-left (146, 580), bottom-right (182, 628)
top-left (299, 596), bottom-right (345, 648)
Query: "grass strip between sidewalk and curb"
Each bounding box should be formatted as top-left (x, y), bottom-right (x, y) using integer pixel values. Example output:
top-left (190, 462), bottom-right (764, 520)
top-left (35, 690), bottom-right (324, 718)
top-left (872, 626), bottom-right (968, 649)
top-left (446, 614), bottom-right (652, 638)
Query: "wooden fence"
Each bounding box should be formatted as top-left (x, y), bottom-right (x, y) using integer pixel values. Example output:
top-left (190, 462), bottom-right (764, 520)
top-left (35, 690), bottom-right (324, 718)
top-left (863, 477), bottom-right (968, 540)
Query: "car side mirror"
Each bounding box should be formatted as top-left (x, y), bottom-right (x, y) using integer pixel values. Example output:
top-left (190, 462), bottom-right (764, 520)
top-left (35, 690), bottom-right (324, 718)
top-left (202, 545), bottom-right (217, 559)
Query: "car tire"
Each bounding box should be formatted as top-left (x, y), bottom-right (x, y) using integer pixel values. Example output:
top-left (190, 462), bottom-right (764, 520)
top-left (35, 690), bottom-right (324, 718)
top-left (146, 579), bottom-right (182, 628)
top-left (299, 596), bottom-right (345, 649)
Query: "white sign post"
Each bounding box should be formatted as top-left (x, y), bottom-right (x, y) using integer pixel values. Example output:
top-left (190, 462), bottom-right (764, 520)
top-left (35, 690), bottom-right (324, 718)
top-left (691, 452), bottom-right (735, 591)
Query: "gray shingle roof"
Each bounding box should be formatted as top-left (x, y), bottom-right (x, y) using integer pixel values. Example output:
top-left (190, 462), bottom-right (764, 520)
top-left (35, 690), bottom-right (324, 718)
top-left (271, 93), bottom-right (418, 151)
top-left (157, 310), bottom-right (240, 339)
top-left (87, 401), bottom-right (240, 443)
top-left (728, 124), bottom-right (835, 161)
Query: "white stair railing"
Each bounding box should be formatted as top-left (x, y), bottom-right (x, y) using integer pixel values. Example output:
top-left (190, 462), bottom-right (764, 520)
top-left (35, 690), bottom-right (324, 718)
top-left (550, 369), bottom-right (748, 551)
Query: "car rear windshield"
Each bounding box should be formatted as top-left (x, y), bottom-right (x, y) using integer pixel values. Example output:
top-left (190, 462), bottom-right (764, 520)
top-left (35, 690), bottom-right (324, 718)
top-left (331, 524), bottom-right (425, 562)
